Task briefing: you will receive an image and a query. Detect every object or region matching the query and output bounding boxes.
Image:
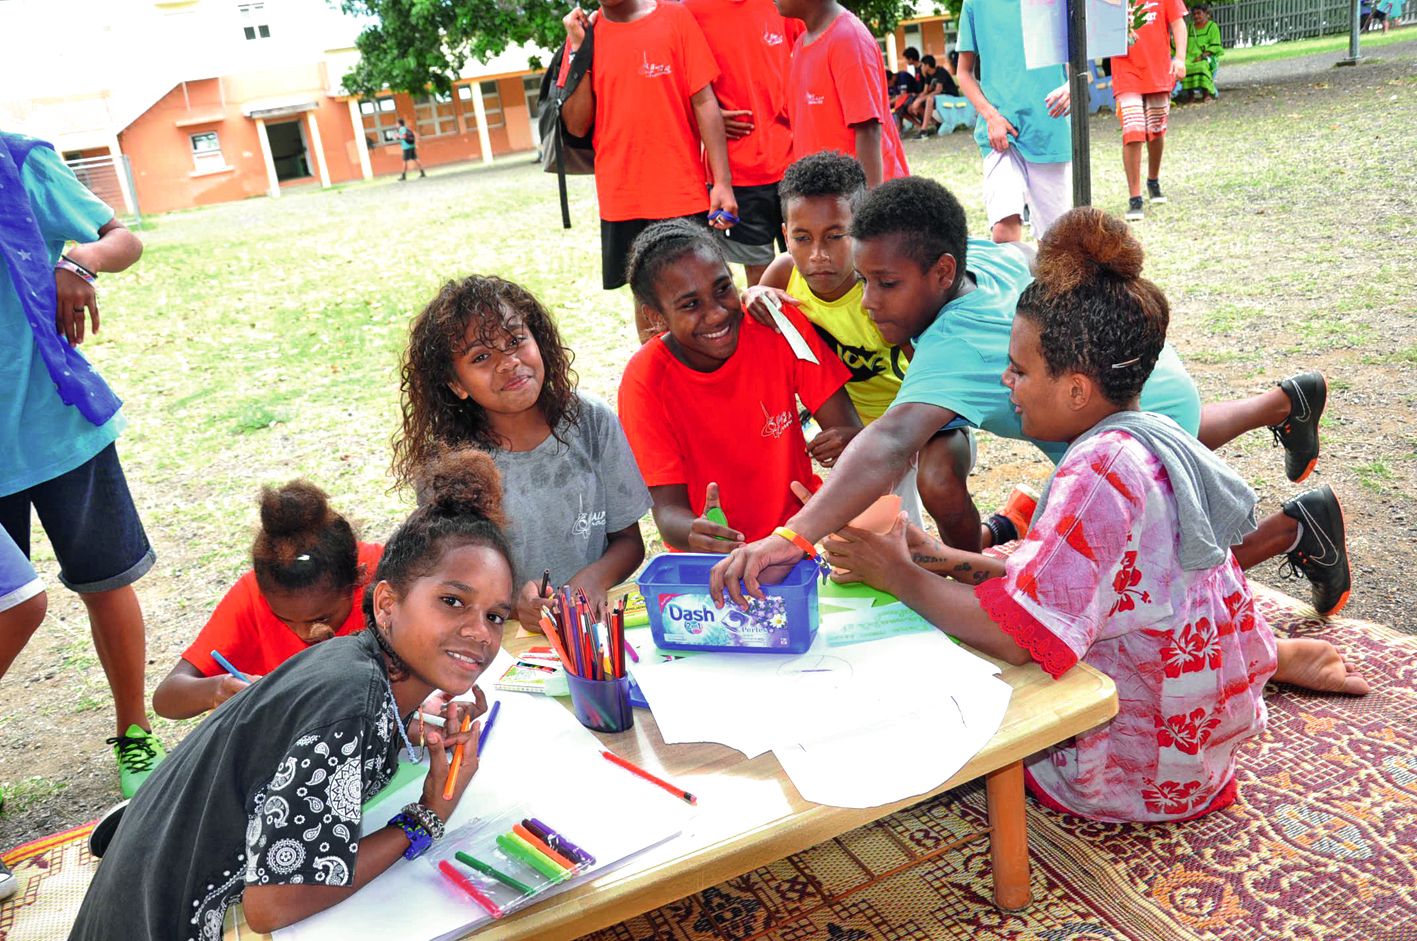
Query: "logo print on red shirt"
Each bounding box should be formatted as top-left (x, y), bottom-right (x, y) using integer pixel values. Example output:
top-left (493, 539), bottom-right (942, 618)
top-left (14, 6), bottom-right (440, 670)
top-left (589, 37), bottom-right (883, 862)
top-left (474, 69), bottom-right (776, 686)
top-left (640, 53), bottom-right (673, 79)
top-left (760, 402), bottom-right (793, 439)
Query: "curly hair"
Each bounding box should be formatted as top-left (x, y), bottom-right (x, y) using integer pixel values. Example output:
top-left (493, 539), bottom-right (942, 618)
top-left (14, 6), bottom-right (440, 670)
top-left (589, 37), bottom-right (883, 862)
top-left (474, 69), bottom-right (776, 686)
top-left (251, 480), bottom-right (359, 598)
top-left (849, 176), bottom-right (968, 275)
top-left (365, 447), bottom-right (513, 680)
top-left (778, 151), bottom-right (868, 217)
top-left (393, 276), bottom-right (578, 486)
top-left (626, 219), bottom-right (726, 310)
top-left (1016, 208), bottom-right (1170, 407)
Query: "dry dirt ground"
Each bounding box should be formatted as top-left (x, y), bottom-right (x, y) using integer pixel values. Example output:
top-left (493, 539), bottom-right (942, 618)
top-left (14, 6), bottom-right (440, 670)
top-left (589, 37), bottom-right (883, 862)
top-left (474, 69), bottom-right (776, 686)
top-left (2, 39), bottom-right (1414, 851)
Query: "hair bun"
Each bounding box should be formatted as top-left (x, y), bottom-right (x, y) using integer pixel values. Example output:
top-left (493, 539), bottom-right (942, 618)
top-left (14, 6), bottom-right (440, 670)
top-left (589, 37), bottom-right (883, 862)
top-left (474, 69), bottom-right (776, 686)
top-left (1035, 207), bottom-right (1144, 296)
top-left (259, 481), bottom-right (334, 538)
top-left (412, 448), bottom-right (506, 528)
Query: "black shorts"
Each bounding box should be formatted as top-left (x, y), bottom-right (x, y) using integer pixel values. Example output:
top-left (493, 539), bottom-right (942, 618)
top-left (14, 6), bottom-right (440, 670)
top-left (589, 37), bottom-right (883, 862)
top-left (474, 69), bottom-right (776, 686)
top-left (710, 181), bottom-right (784, 266)
top-left (402, 147), bottom-right (418, 161)
top-left (0, 443), bottom-right (154, 593)
top-left (600, 213), bottom-right (708, 291)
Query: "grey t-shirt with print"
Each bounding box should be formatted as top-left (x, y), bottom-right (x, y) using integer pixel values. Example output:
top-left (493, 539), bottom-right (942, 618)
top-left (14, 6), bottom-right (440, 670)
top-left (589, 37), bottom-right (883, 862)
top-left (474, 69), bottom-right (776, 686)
top-left (493, 393), bottom-right (650, 588)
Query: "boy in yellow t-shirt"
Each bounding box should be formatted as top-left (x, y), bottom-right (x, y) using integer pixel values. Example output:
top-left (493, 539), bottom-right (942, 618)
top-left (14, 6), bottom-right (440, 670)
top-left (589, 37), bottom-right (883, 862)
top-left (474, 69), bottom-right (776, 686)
top-left (744, 152), bottom-right (905, 424)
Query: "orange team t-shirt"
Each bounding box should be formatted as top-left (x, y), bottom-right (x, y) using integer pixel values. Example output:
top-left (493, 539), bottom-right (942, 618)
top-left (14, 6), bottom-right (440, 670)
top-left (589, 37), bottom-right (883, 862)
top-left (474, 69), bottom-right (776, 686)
top-left (617, 306), bottom-right (850, 543)
top-left (786, 10), bottom-right (909, 181)
top-left (1110, 0), bottom-right (1188, 95)
top-left (683, 0), bottom-right (803, 187)
top-left (592, 2), bottom-right (720, 222)
top-left (181, 542), bottom-right (384, 678)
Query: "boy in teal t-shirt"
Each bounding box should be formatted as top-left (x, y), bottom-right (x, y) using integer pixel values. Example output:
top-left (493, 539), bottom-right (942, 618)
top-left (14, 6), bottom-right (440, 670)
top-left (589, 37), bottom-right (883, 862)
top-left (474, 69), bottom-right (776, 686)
top-left (0, 133), bottom-right (165, 801)
top-left (955, 0), bottom-right (1073, 243)
top-left (709, 177), bottom-right (1349, 624)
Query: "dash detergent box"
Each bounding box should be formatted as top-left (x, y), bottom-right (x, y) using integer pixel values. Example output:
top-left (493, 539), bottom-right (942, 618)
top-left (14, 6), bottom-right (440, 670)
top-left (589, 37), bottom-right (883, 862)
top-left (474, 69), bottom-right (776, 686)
top-left (637, 553), bottom-right (820, 654)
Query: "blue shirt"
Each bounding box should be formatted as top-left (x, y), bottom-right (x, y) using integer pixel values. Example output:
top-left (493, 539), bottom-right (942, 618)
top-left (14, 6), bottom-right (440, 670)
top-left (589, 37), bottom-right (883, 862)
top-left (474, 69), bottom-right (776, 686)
top-left (892, 238), bottom-right (1201, 463)
top-left (957, 0), bottom-right (1072, 164)
top-left (1, 145), bottom-right (122, 496)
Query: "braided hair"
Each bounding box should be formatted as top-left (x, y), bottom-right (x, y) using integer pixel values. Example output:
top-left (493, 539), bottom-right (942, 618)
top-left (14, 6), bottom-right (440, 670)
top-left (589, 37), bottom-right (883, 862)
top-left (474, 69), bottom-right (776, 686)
top-left (1016, 208), bottom-right (1170, 407)
top-left (364, 448), bottom-right (512, 680)
top-left (626, 219), bottom-right (726, 310)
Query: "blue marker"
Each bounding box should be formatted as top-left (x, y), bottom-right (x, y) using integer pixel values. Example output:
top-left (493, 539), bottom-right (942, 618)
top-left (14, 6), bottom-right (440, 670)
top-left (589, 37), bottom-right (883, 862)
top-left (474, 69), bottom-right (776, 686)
top-left (476, 700), bottom-right (501, 756)
top-left (210, 649), bottom-right (249, 683)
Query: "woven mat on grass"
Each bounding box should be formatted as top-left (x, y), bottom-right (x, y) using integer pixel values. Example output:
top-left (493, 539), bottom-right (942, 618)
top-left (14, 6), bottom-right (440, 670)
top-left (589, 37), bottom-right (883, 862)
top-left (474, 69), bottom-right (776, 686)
top-left (4, 586), bottom-right (1414, 941)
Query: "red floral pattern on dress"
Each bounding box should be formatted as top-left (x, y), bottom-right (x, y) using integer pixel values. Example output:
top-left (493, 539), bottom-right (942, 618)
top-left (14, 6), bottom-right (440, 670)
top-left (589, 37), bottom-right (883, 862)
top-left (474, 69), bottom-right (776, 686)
top-left (1109, 550), bottom-right (1151, 615)
top-left (988, 431), bottom-right (1278, 824)
top-left (1158, 617), bottom-right (1224, 678)
top-left (1142, 779), bottom-right (1204, 815)
top-left (1156, 707), bottom-right (1224, 755)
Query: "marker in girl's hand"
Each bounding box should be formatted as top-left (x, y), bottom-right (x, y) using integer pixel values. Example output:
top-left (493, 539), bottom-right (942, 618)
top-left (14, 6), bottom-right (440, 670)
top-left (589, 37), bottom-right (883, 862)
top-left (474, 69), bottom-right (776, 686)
top-left (211, 650), bottom-right (249, 683)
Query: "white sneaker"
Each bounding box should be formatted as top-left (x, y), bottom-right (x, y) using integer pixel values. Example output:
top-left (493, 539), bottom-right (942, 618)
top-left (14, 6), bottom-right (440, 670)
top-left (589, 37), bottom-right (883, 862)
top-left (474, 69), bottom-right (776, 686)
top-left (0, 857), bottom-right (17, 901)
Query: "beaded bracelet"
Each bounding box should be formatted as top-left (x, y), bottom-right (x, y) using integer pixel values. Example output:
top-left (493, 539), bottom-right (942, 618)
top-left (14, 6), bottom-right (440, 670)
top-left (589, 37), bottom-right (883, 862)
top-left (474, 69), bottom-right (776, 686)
top-left (56, 255), bottom-right (97, 285)
top-left (401, 801), bottom-right (446, 841)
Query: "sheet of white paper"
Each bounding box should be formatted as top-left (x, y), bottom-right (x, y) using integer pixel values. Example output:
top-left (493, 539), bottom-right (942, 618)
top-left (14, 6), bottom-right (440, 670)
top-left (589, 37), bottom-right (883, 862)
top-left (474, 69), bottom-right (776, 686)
top-left (628, 631), bottom-right (1009, 803)
top-left (774, 673), bottom-right (1012, 808)
top-left (763, 293), bottom-right (819, 364)
top-left (276, 651), bottom-right (690, 941)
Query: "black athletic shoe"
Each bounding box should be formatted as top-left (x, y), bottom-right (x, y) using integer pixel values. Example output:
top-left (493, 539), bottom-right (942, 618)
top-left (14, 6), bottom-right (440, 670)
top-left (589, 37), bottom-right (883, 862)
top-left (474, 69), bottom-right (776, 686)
top-left (1271, 371), bottom-right (1327, 483)
top-left (88, 800), bottom-right (129, 860)
top-left (1125, 196), bottom-right (1144, 221)
top-left (1146, 178), bottom-right (1167, 203)
top-left (1280, 485), bottom-right (1351, 617)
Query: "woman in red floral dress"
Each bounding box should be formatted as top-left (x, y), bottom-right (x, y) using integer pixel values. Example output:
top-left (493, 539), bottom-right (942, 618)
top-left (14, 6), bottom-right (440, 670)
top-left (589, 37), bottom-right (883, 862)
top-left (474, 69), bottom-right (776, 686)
top-left (823, 209), bottom-right (1368, 823)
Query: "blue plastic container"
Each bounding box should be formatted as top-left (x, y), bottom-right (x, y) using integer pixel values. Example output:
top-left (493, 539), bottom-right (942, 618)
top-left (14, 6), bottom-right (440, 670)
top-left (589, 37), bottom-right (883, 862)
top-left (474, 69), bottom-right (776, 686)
top-left (637, 553), bottom-right (820, 654)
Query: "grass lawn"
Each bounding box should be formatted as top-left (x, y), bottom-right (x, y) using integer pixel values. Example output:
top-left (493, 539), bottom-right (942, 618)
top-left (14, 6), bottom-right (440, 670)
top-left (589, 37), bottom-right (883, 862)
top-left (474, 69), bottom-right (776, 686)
top-left (1222, 25), bottom-right (1415, 66)
top-left (2, 37), bottom-right (1415, 848)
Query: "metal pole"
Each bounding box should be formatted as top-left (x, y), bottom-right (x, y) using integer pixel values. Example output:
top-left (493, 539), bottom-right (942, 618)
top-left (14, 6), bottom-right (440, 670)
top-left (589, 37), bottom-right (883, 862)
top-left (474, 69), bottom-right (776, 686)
top-left (1067, 0), bottom-right (1091, 206)
top-left (1338, 0), bottom-right (1362, 65)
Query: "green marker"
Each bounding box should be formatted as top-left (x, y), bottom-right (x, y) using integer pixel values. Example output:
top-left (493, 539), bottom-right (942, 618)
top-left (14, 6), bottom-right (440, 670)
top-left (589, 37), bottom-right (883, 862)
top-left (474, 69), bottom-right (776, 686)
top-left (456, 851), bottom-right (536, 895)
top-left (497, 832), bottom-right (567, 882)
top-left (705, 505), bottom-right (732, 541)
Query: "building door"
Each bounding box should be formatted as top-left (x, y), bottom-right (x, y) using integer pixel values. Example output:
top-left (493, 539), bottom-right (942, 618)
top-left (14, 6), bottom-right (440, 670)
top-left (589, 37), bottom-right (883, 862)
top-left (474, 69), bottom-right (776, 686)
top-left (266, 119), bottom-right (311, 181)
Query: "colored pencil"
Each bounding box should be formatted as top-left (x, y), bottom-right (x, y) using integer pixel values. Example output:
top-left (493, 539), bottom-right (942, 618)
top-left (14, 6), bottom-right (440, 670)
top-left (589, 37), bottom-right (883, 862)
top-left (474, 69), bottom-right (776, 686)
top-left (540, 568), bottom-right (551, 597)
top-left (443, 713), bottom-right (472, 800)
top-left (476, 700), bottom-right (500, 756)
top-left (437, 859), bottom-right (504, 919)
top-left (455, 851), bottom-right (536, 895)
top-left (600, 750), bottom-right (697, 804)
top-left (511, 822), bottom-right (577, 870)
top-left (210, 650), bottom-right (249, 683)
top-left (497, 832), bottom-right (567, 881)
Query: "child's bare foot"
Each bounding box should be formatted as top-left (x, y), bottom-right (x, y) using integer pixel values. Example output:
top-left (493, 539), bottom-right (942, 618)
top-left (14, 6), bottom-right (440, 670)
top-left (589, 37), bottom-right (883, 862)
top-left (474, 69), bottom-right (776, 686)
top-left (1273, 637), bottom-right (1370, 695)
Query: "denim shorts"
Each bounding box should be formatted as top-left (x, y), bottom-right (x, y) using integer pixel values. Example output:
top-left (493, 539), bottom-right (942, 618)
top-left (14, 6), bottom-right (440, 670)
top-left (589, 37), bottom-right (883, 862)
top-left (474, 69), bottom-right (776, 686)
top-left (0, 443), bottom-right (155, 594)
top-left (0, 526), bottom-right (42, 613)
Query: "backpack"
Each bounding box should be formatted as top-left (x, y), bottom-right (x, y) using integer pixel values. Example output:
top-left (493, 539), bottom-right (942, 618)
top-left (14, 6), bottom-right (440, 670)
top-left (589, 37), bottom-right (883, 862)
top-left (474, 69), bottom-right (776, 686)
top-left (537, 22), bottom-right (595, 229)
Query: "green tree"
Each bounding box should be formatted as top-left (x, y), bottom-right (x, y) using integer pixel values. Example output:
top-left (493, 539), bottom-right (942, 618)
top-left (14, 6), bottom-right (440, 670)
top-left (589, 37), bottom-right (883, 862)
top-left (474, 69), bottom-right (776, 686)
top-left (339, 0), bottom-right (949, 97)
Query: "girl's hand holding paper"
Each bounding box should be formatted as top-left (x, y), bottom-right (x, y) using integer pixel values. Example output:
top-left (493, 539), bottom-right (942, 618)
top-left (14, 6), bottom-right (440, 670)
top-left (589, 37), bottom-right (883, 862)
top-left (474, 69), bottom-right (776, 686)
top-left (821, 514), bottom-right (913, 594)
top-left (742, 285), bottom-right (801, 332)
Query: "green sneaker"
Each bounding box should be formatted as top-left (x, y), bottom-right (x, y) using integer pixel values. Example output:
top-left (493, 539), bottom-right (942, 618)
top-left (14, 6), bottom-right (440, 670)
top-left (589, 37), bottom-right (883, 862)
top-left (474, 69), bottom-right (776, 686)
top-left (108, 725), bottom-right (166, 798)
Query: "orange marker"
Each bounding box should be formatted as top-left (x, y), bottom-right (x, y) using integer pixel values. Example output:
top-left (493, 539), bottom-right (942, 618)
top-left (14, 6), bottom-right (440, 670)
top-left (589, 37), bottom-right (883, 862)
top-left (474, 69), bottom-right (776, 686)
top-left (511, 822), bottom-right (576, 870)
top-left (601, 750), bottom-right (697, 804)
top-left (443, 713), bottom-right (473, 800)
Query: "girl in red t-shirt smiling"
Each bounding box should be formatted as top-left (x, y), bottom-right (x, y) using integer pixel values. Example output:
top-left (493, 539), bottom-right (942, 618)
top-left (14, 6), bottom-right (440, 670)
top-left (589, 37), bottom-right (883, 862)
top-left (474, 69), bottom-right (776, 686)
top-left (152, 482), bottom-right (382, 718)
top-left (617, 219), bottom-right (863, 552)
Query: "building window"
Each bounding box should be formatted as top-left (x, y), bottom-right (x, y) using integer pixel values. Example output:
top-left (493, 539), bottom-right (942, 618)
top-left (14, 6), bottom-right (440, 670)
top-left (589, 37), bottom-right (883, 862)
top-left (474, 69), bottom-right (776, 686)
top-left (190, 130), bottom-right (225, 171)
top-left (480, 80), bottom-right (504, 129)
top-left (238, 2), bottom-right (271, 40)
top-left (522, 74), bottom-right (542, 117)
top-left (414, 91), bottom-right (457, 138)
top-left (359, 96), bottom-right (401, 144)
